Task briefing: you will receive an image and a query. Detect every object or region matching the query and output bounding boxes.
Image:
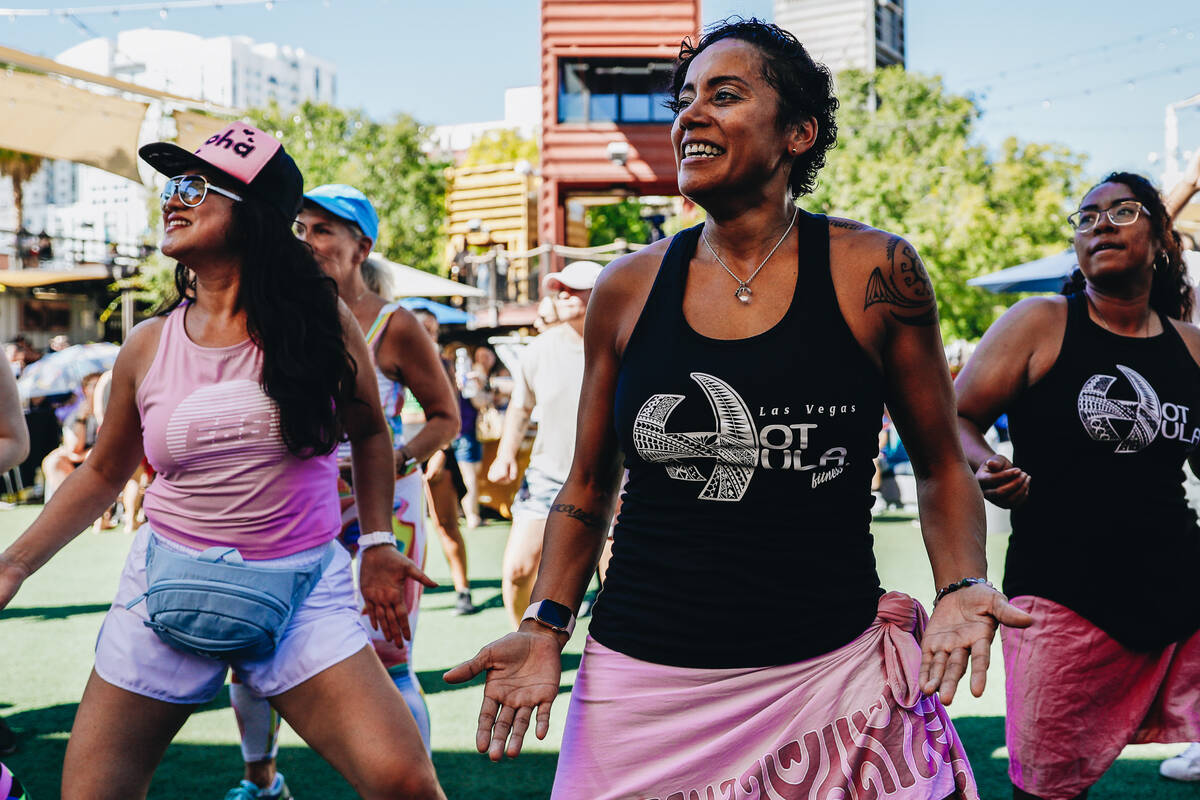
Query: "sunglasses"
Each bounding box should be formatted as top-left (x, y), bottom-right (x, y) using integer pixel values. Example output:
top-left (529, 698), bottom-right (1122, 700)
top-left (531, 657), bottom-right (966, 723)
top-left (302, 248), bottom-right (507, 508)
top-left (160, 174), bottom-right (244, 209)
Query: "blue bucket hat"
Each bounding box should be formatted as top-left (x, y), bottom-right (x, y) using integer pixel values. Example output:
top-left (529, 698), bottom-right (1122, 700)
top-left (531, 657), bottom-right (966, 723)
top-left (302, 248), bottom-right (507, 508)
top-left (303, 183), bottom-right (379, 243)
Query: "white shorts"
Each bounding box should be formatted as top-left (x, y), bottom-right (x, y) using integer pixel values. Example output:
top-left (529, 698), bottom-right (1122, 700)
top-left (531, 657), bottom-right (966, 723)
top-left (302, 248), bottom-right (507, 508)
top-left (94, 526), bottom-right (370, 704)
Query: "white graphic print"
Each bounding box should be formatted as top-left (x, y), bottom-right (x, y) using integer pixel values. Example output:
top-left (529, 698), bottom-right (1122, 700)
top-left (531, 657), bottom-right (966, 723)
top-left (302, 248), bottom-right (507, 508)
top-left (166, 379), bottom-right (285, 471)
top-left (632, 373), bottom-right (758, 501)
top-left (1077, 364), bottom-right (1161, 453)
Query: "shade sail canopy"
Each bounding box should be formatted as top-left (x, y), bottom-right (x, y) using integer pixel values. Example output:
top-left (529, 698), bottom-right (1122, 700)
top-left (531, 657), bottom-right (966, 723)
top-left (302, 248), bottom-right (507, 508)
top-left (969, 250), bottom-right (1200, 294)
top-left (0, 44), bottom-right (232, 183)
top-left (371, 254), bottom-right (486, 298)
top-left (0, 68), bottom-right (148, 182)
top-left (0, 267), bottom-right (112, 288)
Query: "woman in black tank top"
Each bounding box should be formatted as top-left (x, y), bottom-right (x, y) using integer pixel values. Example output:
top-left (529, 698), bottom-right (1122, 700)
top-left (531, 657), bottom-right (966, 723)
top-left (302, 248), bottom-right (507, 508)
top-left (449, 20), bottom-right (1029, 799)
top-left (956, 172), bottom-right (1200, 800)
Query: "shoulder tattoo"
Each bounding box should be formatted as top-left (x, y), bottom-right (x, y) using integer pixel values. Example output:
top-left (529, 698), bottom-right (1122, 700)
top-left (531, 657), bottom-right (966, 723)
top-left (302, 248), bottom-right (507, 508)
top-left (829, 218), bottom-right (867, 231)
top-left (549, 503), bottom-right (609, 531)
top-left (863, 236), bottom-right (937, 326)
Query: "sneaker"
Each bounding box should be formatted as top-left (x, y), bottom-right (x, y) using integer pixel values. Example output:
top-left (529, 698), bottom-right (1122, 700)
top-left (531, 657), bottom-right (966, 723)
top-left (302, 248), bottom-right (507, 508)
top-left (223, 773), bottom-right (293, 800)
top-left (453, 591), bottom-right (478, 616)
top-left (1161, 743), bottom-right (1200, 781)
top-left (0, 716), bottom-right (16, 756)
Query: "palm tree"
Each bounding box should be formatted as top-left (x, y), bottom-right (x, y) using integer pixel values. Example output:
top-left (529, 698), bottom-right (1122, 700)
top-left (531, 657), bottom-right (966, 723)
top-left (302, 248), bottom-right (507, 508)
top-left (0, 148), bottom-right (44, 234)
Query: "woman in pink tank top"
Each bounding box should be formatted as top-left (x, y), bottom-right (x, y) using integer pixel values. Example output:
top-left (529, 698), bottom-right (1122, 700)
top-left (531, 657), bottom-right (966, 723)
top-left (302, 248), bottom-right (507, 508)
top-left (0, 123), bottom-right (446, 800)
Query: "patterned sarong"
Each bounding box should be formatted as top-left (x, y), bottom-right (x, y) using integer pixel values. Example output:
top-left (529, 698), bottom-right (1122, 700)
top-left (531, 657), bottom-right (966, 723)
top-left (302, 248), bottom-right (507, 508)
top-left (552, 592), bottom-right (977, 800)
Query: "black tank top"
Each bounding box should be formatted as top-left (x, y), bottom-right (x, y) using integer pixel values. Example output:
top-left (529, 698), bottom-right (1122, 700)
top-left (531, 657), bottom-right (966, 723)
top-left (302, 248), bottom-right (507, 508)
top-left (1005, 292), bottom-right (1200, 650)
top-left (589, 214), bottom-right (886, 668)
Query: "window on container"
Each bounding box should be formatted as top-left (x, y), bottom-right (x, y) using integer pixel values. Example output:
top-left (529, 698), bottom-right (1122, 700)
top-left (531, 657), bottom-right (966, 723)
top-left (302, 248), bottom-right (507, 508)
top-left (557, 59), bottom-right (674, 124)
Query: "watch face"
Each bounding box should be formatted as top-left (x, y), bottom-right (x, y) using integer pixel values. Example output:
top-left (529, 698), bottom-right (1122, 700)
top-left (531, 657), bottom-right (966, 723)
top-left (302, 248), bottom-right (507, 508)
top-left (538, 600), bottom-right (573, 629)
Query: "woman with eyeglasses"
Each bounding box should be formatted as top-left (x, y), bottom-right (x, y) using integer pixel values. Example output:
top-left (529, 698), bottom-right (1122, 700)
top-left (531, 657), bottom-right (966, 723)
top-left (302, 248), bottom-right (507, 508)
top-left (0, 123), bottom-right (445, 800)
top-left (956, 172), bottom-right (1200, 800)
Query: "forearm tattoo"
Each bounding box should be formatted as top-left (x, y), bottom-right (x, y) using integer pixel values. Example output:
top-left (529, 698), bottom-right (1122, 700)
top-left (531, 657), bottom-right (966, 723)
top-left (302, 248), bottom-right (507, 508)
top-left (863, 235), bottom-right (937, 326)
top-left (550, 503), bottom-right (610, 531)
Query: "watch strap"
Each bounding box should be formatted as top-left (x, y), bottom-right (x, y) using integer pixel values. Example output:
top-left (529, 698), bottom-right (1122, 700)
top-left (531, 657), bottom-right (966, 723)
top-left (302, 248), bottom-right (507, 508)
top-left (357, 530), bottom-right (397, 550)
top-left (522, 599), bottom-right (576, 636)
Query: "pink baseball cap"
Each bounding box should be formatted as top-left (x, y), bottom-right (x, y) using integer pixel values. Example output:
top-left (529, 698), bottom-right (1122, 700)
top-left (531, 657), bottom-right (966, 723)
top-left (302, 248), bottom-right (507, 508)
top-left (139, 121), bottom-right (303, 221)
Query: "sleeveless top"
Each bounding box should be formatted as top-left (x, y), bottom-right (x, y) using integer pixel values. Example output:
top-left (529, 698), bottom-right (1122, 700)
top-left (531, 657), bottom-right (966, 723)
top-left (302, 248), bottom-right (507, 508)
top-left (138, 303), bottom-right (340, 559)
top-left (335, 301), bottom-right (408, 461)
top-left (589, 214), bottom-right (887, 668)
top-left (1005, 292), bottom-right (1200, 650)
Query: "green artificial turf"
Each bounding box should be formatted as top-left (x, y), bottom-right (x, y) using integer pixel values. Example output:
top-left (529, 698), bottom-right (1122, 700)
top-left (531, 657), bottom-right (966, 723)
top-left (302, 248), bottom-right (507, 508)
top-left (2, 505), bottom-right (1197, 799)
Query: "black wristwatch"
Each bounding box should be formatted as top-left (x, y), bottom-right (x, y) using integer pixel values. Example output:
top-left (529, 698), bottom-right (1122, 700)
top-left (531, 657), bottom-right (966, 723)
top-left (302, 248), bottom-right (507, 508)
top-left (522, 599), bottom-right (577, 636)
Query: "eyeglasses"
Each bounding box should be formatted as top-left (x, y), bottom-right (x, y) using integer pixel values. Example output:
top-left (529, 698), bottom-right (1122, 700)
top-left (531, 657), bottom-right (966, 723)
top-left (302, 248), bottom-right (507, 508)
top-left (1068, 201), bottom-right (1148, 234)
top-left (160, 174), bottom-right (243, 209)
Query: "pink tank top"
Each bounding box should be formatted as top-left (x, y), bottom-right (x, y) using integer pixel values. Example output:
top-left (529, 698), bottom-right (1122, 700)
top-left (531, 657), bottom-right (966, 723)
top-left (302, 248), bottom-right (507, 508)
top-left (137, 304), bottom-right (340, 558)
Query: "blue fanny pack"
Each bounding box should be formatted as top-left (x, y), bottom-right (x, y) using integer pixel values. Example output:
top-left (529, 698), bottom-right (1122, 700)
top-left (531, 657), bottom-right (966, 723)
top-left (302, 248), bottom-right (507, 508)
top-left (126, 535), bottom-right (336, 660)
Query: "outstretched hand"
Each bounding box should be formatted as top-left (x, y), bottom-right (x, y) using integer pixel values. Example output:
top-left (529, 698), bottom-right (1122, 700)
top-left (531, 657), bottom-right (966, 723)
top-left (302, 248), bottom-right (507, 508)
top-left (358, 545), bottom-right (437, 645)
top-left (443, 629), bottom-right (564, 761)
top-left (975, 454), bottom-right (1030, 508)
top-left (920, 584), bottom-right (1033, 705)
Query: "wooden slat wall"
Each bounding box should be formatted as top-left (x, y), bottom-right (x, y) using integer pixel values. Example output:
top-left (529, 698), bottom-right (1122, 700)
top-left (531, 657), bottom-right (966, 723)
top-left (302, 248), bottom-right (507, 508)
top-left (538, 0), bottom-right (700, 257)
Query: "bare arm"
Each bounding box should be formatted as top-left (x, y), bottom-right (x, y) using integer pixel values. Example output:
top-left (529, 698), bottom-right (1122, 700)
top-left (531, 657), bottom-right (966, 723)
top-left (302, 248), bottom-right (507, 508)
top-left (955, 297), bottom-right (1064, 507)
top-left (377, 307), bottom-right (460, 464)
top-left (341, 301), bottom-right (436, 643)
top-left (1165, 149), bottom-right (1200, 221)
top-left (0, 365), bottom-right (29, 472)
top-left (487, 361), bottom-right (535, 483)
top-left (847, 231), bottom-right (1032, 704)
top-left (0, 323), bottom-right (156, 604)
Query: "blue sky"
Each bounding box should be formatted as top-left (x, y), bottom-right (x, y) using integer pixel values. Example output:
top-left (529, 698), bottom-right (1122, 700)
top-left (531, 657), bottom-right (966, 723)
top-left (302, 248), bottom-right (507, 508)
top-left (4, 0), bottom-right (1200, 183)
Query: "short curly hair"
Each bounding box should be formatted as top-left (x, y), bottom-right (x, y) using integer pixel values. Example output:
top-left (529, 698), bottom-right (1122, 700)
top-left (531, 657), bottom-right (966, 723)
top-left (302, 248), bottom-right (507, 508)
top-left (670, 18), bottom-right (839, 197)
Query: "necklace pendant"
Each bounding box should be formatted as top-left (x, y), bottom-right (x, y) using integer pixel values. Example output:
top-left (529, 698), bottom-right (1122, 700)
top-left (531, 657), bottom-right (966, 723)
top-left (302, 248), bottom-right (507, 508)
top-left (735, 285), bottom-right (752, 304)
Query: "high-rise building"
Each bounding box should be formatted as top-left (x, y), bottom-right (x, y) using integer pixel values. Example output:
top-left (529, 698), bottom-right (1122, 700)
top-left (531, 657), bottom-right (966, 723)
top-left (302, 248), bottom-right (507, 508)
top-left (774, 0), bottom-right (905, 74)
top-left (10, 29), bottom-right (334, 256)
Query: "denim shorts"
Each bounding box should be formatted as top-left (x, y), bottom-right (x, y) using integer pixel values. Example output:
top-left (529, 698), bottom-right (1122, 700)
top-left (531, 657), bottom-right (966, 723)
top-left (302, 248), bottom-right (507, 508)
top-left (453, 434), bottom-right (483, 464)
top-left (510, 467), bottom-right (564, 522)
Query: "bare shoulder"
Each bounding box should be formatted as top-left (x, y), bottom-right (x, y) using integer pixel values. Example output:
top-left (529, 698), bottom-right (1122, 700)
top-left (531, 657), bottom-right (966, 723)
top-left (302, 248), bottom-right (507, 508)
top-left (1168, 317), bottom-right (1200, 367)
top-left (590, 236), bottom-right (673, 356)
top-left (987, 295), bottom-right (1067, 340)
top-left (592, 237), bottom-right (671, 303)
top-left (120, 315), bottom-right (168, 362)
top-left (828, 220), bottom-right (937, 327)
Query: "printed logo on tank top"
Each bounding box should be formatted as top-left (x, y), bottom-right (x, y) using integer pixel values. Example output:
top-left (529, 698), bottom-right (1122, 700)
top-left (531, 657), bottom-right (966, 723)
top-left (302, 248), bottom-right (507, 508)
top-left (1078, 364), bottom-right (1200, 453)
top-left (165, 379), bottom-right (286, 469)
top-left (632, 372), bottom-right (853, 500)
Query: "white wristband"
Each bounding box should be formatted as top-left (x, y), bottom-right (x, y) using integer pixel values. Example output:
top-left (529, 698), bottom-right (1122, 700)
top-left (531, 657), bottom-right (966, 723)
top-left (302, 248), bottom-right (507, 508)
top-left (357, 530), bottom-right (396, 550)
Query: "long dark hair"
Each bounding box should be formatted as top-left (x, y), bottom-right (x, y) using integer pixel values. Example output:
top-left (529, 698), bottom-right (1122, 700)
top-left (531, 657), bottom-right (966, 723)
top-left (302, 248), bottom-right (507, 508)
top-left (163, 199), bottom-right (359, 457)
top-left (1067, 171), bottom-right (1192, 321)
top-left (669, 17), bottom-right (839, 197)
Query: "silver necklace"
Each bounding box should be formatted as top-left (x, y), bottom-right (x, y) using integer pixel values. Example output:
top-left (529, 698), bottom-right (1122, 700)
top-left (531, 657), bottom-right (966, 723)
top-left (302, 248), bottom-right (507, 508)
top-left (702, 209), bottom-right (798, 304)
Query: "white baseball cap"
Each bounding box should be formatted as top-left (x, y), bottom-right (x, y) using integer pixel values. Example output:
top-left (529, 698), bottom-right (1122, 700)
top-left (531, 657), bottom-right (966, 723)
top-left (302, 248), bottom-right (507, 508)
top-left (544, 260), bottom-right (603, 292)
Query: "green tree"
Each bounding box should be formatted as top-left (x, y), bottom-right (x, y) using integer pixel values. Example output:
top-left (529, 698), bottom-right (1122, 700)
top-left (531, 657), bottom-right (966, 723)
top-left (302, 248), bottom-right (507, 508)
top-left (249, 101), bottom-right (449, 273)
top-left (807, 67), bottom-right (1086, 340)
top-left (0, 148), bottom-right (44, 232)
top-left (461, 128), bottom-right (539, 167)
top-left (587, 199), bottom-right (652, 246)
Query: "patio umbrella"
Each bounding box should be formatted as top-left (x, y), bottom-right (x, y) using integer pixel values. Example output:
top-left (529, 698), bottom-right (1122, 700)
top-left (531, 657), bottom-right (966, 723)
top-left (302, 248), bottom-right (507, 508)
top-left (17, 342), bottom-right (120, 400)
top-left (970, 250), bottom-right (1200, 294)
top-left (369, 254), bottom-right (486, 298)
top-left (398, 297), bottom-right (471, 325)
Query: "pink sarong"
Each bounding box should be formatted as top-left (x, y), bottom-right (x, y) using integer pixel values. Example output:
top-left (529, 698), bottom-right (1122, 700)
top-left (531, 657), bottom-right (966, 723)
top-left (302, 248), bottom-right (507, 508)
top-left (552, 592), bottom-right (977, 800)
top-left (1002, 595), bottom-right (1200, 800)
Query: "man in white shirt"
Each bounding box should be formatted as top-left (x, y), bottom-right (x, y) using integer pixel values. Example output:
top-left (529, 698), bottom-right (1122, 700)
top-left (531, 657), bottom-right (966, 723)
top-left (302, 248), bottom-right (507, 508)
top-left (487, 261), bottom-right (601, 628)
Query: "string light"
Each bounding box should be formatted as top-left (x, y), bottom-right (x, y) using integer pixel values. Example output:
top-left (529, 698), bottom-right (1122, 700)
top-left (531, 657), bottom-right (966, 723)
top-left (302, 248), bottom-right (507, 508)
top-left (0, 0), bottom-right (289, 17)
